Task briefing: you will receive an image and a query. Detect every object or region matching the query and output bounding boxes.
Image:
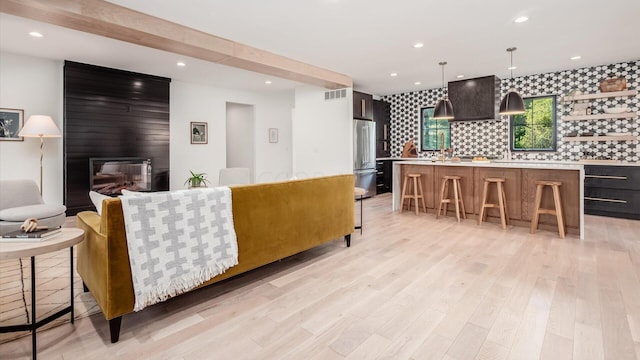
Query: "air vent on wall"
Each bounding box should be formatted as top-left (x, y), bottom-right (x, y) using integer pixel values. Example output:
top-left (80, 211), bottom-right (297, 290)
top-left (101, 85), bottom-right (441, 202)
top-left (324, 89), bottom-right (347, 101)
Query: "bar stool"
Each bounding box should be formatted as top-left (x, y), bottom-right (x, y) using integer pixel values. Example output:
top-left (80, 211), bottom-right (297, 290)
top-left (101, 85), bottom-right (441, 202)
top-left (400, 173), bottom-right (427, 215)
top-left (531, 180), bottom-right (565, 239)
top-left (478, 177), bottom-right (509, 229)
top-left (437, 175), bottom-right (466, 222)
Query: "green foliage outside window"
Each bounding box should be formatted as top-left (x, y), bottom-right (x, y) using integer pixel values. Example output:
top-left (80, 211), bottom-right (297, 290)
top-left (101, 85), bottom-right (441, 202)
top-left (420, 107), bottom-right (451, 151)
top-left (511, 96), bottom-right (556, 151)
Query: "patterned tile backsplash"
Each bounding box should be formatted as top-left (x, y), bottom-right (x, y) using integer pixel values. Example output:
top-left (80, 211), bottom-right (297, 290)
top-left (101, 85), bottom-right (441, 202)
top-left (382, 60), bottom-right (639, 162)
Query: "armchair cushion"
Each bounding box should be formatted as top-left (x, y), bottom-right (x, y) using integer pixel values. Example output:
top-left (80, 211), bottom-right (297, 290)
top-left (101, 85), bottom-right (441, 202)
top-left (0, 204), bottom-right (67, 221)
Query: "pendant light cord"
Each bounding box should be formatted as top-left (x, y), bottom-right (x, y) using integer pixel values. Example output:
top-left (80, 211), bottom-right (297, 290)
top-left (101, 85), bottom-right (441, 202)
top-left (510, 50), bottom-right (514, 79)
top-left (439, 61), bottom-right (447, 97)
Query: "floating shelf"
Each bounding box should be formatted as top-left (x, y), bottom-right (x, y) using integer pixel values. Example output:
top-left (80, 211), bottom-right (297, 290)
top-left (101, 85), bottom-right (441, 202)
top-left (563, 135), bottom-right (636, 142)
top-left (561, 112), bottom-right (637, 121)
top-left (562, 89), bottom-right (637, 102)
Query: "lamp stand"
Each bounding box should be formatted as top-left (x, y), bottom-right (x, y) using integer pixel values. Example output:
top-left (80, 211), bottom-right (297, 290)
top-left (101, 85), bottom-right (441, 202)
top-left (39, 135), bottom-right (44, 195)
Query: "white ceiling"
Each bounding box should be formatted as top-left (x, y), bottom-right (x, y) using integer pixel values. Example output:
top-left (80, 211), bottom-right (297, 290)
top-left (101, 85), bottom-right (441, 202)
top-left (2, 0), bottom-right (639, 96)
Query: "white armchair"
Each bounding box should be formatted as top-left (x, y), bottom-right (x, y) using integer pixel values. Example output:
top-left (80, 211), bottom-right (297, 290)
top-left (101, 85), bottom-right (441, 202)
top-left (0, 179), bottom-right (66, 234)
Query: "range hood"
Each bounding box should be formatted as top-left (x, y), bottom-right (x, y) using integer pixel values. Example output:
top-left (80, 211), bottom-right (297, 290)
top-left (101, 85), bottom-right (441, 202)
top-left (447, 75), bottom-right (501, 121)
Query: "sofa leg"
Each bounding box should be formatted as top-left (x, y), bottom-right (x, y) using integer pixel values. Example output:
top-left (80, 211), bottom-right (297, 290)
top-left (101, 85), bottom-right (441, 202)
top-left (109, 316), bottom-right (122, 343)
top-left (82, 281), bottom-right (89, 293)
top-left (344, 234), bottom-right (351, 247)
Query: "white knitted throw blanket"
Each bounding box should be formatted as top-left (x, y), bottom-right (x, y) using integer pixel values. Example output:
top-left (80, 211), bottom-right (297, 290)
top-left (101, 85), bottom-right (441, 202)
top-left (120, 187), bottom-right (238, 311)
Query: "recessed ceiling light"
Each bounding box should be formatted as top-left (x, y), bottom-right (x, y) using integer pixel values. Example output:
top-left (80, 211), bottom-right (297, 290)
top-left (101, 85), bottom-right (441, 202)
top-left (265, 80), bottom-right (272, 85)
top-left (413, 43), bottom-right (424, 49)
top-left (390, 72), bottom-right (398, 77)
top-left (176, 61), bottom-right (186, 67)
top-left (414, 81), bottom-right (421, 85)
top-left (29, 31), bottom-right (43, 38)
top-left (508, 66), bottom-right (517, 70)
top-left (570, 55), bottom-right (582, 60)
top-left (456, 75), bottom-right (464, 79)
top-left (514, 16), bottom-right (529, 23)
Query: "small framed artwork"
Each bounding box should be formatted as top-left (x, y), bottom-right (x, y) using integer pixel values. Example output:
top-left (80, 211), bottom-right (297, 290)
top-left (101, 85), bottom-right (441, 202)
top-left (269, 128), bottom-right (278, 143)
top-left (190, 122), bottom-right (208, 144)
top-left (0, 108), bottom-right (24, 141)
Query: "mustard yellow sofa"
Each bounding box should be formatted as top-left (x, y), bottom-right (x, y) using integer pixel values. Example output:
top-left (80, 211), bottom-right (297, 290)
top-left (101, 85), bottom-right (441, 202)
top-left (76, 174), bottom-right (355, 343)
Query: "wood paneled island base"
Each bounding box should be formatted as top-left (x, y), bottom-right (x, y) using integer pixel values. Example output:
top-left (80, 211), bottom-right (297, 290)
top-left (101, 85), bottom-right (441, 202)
top-left (392, 161), bottom-right (584, 239)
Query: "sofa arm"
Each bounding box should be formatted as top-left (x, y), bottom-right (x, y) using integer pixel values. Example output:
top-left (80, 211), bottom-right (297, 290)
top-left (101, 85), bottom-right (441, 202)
top-left (76, 198), bottom-right (135, 320)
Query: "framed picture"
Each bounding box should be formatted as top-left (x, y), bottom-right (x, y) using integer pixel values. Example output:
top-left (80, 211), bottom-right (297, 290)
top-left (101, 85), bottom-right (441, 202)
top-left (269, 128), bottom-right (278, 143)
top-left (0, 108), bottom-right (24, 141)
top-left (190, 122), bottom-right (207, 144)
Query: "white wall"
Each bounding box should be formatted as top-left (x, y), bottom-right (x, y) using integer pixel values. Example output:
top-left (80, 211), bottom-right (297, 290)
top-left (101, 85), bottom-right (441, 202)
top-left (170, 80), bottom-right (294, 189)
top-left (226, 102), bottom-right (255, 181)
top-left (292, 86), bottom-right (353, 178)
top-left (0, 52), bottom-right (63, 204)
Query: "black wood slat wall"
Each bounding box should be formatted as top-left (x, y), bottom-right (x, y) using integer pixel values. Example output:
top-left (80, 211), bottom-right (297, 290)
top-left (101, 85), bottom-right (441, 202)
top-left (64, 61), bottom-right (170, 215)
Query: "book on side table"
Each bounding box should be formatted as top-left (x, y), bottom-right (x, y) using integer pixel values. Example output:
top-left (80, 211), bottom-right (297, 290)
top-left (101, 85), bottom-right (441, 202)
top-left (1, 227), bottom-right (63, 242)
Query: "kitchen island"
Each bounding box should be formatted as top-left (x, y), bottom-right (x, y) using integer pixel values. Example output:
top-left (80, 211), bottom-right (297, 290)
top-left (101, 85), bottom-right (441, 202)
top-left (392, 160), bottom-right (585, 239)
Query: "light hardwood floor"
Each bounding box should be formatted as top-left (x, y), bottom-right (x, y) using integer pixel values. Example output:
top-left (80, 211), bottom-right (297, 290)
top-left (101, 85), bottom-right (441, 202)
top-left (1, 193), bottom-right (639, 359)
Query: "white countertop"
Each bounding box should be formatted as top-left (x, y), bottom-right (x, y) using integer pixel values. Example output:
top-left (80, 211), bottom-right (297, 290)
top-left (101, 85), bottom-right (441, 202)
top-left (396, 160), bottom-right (583, 170)
top-left (380, 158), bottom-right (640, 167)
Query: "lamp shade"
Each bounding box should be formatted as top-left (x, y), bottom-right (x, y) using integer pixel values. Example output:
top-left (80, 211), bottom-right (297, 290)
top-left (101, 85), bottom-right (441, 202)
top-left (18, 115), bottom-right (61, 138)
top-left (499, 91), bottom-right (525, 115)
top-left (433, 98), bottom-right (455, 119)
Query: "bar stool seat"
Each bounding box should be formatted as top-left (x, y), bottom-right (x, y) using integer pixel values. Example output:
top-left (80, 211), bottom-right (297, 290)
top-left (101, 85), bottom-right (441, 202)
top-left (400, 173), bottom-right (426, 215)
top-left (437, 175), bottom-right (466, 222)
top-left (531, 180), bottom-right (565, 239)
top-left (478, 177), bottom-right (509, 229)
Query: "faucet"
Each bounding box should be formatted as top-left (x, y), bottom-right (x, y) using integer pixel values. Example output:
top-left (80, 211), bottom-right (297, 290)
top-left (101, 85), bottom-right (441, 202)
top-left (440, 132), bottom-right (445, 162)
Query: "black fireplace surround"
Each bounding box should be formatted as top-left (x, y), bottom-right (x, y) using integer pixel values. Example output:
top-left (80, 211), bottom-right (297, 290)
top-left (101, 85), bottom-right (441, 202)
top-left (64, 61), bottom-right (170, 215)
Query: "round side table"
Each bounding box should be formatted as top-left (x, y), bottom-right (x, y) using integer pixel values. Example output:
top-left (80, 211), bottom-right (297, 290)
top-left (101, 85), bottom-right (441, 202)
top-left (0, 228), bottom-right (85, 360)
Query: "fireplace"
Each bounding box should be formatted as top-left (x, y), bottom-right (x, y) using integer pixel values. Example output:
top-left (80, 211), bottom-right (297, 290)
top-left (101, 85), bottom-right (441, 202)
top-left (89, 157), bottom-right (152, 195)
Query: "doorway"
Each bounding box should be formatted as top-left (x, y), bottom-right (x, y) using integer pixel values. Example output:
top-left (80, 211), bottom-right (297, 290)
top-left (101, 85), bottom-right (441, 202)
top-left (225, 102), bottom-right (255, 183)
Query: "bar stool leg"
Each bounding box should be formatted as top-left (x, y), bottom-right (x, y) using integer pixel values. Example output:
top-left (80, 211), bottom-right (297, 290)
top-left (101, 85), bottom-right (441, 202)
top-left (452, 179), bottom-right (461, 222)
top-left (497, 181), bottom-right (507, 230)
top-left (456, 179), bottom-right (466, 219)
top-left (437, 177), bottom-right (447, 219)
top-left (530, 184), bottom-right (543, 234)
top-left (412, 176), bottom-right (419, 215)
top-left (400, 175), bottom-right (409, 212)
top-left (417, 177), bottom-right (427, 214)
top-left (501, 182), bottom-right (510, 224)
top-left (552, 185), bottom-right (566, 239)
top-left (478, 180), bottom-right (489, 225)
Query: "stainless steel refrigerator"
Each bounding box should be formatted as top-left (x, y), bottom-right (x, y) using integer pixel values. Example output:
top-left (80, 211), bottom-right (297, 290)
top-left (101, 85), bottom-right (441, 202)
top-left (353, 119), bottom-right (376, 197)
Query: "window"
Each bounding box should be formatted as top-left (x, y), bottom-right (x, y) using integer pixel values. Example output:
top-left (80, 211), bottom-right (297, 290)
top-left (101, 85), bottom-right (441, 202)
top-left (420, 106), bottom-right (451, 151)
top-left (510, 95), bottom-right (557, 151)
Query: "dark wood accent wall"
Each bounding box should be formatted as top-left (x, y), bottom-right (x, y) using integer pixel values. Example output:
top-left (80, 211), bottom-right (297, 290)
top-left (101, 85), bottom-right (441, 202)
top-left (64, 61), bottom-right (170, 215)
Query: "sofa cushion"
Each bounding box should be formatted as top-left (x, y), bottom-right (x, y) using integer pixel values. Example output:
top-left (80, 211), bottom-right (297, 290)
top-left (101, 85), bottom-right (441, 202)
top-left (120, 189), bottom-right (142, 196)
top-left (89, 191), bottom-right (111, 215)
top-left (0, 204), bottom-right (67, 221)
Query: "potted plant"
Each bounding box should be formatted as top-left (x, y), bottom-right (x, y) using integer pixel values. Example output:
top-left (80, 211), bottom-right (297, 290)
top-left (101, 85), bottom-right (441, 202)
top-left (184, 170), bottom-right (209, 188)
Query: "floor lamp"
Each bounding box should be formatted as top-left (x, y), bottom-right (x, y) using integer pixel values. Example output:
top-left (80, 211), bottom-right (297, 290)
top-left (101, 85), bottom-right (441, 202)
top-left (18, 115), bottom-right (62, 195)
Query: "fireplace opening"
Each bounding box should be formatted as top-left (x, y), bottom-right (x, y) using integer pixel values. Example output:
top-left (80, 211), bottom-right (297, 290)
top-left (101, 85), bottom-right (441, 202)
top-left (89, 157), bottom-right (152, 195)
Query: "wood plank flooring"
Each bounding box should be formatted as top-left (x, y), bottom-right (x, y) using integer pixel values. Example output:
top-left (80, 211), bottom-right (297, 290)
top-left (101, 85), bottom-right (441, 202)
top-left (1, 193), bottom-right (639, 359)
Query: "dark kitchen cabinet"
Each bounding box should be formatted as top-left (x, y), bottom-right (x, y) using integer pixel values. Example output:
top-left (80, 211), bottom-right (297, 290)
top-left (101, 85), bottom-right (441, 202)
top-left (376, 160), bottom-right (395, 194)
top-left (374, 99), bottom-right (391, 158)
top-left (584, 165), bottom-right (640, 220)
top-left (353, 91), bottom-right (373, 120)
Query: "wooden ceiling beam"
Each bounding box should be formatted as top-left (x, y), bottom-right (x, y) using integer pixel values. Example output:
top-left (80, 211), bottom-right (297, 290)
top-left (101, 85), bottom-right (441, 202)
top-left (0, 0), bottom-right (352, 89)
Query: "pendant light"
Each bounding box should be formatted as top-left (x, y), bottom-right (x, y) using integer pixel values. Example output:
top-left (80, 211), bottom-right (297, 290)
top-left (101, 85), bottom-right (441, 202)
top-left (433, 61), bottom-right (454, 119)
top-left (499, 47), bottom-right (525, 115)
